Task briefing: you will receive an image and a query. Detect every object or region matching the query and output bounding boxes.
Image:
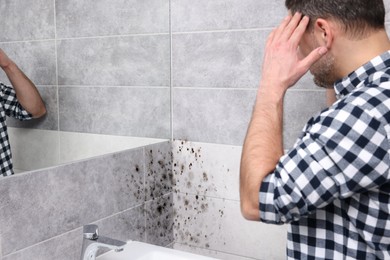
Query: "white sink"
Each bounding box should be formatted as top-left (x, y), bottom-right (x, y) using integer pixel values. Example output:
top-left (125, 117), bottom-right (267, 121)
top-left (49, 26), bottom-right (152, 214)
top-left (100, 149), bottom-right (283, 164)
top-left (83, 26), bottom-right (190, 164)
top-left (97, 241), bottom-right (219, 260)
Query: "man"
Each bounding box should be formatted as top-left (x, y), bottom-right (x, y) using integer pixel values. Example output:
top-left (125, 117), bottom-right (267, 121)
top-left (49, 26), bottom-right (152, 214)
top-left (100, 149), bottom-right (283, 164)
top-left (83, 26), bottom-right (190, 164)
top-left (0, 48), bottom-right (46, 177)
top-left (240, 0), bottom-right (390, 259)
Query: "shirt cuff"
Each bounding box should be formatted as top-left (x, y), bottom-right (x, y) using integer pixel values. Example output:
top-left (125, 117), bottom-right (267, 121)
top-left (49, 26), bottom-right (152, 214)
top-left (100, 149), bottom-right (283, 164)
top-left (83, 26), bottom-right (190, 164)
top-left (259, 173), bottom-right (283, 224)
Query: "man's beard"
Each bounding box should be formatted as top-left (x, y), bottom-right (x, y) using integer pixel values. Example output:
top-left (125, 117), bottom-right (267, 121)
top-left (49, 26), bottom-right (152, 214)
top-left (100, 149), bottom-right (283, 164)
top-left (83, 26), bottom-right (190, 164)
top-left (310, 53), bottom-right (337, 89)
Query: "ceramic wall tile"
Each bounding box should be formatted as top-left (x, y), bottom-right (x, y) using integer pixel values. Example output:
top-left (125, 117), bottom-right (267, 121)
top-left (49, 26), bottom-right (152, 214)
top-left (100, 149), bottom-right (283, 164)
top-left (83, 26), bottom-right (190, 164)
top-left (173, 88), bottom-right (255, 146)
top-left (172, 30), bottom-right (268, 88)
top-left (144, 142), bottom-right (173, 201)
top-left (385, 0), bottom-right (390, 23)
top-left (172, 140), bottom-right (241, 201)
top-left (56, 0), bottom-right (169, 38)
top-left (7, 86), bottom-right (58, 131)
top-left (171, 0), bottom-right (286, 32)
top-left (0, 0), bottom-right (54, 42)
top-left (0, 148), bottom-right (145, 255)
top-left (59, 86), bottom-right (170, 138)
top-left (2, 228), bottom-right (81, 260)
top-left (172, 30), bottom-right (318, 91)
top-left (57, 35), bottom-right (170, 86)
top-left (2, 206), bottom-right (145, 260)
top-left (144, 194), bottom-right (174, 247)
top-left (0, 41), bottom-right (56, 86)
top-left (173, 194), bottom-right (287, 260)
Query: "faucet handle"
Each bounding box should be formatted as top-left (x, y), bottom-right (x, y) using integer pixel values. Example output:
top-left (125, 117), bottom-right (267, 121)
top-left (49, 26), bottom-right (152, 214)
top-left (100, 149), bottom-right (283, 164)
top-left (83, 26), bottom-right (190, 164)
top-left (83, 224), bottom-right (99, 240)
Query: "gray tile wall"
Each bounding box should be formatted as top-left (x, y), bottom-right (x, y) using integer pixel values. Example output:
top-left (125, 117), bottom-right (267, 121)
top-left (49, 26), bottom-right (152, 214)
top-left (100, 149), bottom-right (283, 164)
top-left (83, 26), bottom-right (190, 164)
top-left (1, 0), bottom-right (170, 139)
top-left (3, 1), bottom-right (390, 260)
top-left (0, 141), bottom-right (173, 259)
top-left (171, 0), bottom-right (328, 147)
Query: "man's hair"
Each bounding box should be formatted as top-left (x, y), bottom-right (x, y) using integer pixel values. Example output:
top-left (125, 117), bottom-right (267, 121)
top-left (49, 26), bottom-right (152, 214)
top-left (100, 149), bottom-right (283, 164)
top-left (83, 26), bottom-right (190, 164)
top-left (285, 0), bottom-right (386, 38)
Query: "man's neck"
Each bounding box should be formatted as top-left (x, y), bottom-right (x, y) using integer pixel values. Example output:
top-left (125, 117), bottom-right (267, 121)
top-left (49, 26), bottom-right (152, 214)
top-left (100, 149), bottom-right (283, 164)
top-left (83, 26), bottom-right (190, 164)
top-left (334, 29), bottom-right (390, 78)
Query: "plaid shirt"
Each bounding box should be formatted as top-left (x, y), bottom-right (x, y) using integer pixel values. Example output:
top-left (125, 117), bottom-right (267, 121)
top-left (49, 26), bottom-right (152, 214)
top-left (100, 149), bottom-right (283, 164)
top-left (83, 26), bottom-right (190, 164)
top-left (0, 82), bottom-right (32, 177)
top-left (259, 51), bottom-right (390, 259)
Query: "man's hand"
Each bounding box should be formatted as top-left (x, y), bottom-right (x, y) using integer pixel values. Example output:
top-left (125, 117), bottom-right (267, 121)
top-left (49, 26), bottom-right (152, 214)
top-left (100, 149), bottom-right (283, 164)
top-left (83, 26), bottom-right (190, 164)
top-left (240, 13), bottom-right (328, 221)
top-left (260, 13), bottom-right (328, 96)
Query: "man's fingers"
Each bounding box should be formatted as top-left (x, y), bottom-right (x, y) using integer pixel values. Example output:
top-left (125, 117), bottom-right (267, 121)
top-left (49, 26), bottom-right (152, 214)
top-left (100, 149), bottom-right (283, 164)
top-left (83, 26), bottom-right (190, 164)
top-left (289, 16), bottom-right (310, 45)
top-left (281, 13), bottom-right (304, 41)
top-left (273, 15), bottom-right (292, 40)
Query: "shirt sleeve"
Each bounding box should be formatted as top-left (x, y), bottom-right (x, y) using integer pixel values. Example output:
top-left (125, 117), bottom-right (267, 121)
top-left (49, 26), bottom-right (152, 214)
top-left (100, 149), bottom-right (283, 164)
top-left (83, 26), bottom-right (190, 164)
top-left (0, 82), bottom-right (33, 120)
top-left (259, 101), bottom-right (390, 224)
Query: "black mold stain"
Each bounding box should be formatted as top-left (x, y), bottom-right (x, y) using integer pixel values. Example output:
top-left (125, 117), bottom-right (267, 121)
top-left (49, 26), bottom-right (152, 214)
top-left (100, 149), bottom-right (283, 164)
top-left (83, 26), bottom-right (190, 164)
top-left (145, 144), bottom-right (174, 200)
top-left (144, 195), bottom-right (174, 244)
top-left (173, 140), bottom-right (232, 250)
top-left (202, 172), bottom-right (208, 182)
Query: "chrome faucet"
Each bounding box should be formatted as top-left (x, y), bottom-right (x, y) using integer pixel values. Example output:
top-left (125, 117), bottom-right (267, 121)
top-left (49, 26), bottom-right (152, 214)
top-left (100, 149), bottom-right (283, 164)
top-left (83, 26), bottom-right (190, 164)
top-left (80, 224), bottom-right (127, 260)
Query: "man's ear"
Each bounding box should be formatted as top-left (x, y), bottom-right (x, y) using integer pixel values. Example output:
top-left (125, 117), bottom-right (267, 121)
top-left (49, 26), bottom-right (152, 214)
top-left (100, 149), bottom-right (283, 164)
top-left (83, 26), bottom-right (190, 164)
top-left (313, 18), bottom-right (333, 49)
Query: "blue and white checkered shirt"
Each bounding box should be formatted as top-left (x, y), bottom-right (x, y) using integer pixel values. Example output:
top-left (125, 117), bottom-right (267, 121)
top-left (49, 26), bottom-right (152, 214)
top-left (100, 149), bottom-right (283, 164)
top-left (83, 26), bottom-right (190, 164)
top-left (0, 82), bottom-right (32, 177)
top-left (259, 51), bottom-right (390, 259)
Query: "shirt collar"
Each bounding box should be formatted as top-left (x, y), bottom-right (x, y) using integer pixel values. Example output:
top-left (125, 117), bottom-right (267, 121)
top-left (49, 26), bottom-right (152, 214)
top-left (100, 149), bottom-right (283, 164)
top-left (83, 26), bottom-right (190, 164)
top-left (334, 50), bottom-right (390, 99)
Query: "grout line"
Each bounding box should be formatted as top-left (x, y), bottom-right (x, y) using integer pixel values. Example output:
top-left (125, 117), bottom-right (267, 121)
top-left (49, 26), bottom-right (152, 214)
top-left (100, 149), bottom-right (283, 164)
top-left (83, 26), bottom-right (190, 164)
top-left (171, 27), bottom-right (274, 35)
top-left (35, 85), bottom-right (57, 87)
top-left (169, 0), bottom-right (174, 142)
top-left (142, 146), bottom-right (148, 243)
top-left (3, 22), bottom-right (390, 45)
top-left (173, 191), bottom-right (240, 203)
top-left (56, 32), bottom-right (170, 41)
top-left (0, 27), bottom-right (274, 45)
top-left (173, 86), bottom-right (257, 90)
top-left (53, 0), bottom-right (62, 165)
top-left (0, 33), bottom-right (170, 45)
top-left (39, 85), bottom-right (324, 92)
top-left (57, 85), bottom-right (170, 89)
top-left (0, 39), bottom-right (55, 44)
top-left (172, 86), bottom-right (326, 92)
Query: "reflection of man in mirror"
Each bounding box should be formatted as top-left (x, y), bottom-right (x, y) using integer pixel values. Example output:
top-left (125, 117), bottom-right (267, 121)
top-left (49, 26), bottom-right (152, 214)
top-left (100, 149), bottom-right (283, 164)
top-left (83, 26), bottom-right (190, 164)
top-left (0, 48), bottom-right (46, 177)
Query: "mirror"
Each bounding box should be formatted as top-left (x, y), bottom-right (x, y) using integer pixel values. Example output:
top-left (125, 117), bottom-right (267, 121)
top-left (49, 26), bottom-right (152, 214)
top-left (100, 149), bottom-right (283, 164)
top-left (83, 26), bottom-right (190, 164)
top-left (0, 0), bottom-right (170, 173)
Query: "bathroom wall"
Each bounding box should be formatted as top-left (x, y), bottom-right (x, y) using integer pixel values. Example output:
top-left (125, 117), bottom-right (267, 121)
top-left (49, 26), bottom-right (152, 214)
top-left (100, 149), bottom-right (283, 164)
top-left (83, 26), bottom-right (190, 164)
top-left (0, 141), bottom-right (174, 260)
top-left (2, 1), bottom-right (390, 260)
top-left (0, 0), bottom-right (170, 139)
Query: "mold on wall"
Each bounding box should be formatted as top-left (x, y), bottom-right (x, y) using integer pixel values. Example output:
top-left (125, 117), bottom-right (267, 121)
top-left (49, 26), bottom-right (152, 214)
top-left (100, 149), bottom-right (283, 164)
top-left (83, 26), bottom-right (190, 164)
top-left (172, 140), bottom-right (287, 259)
top-left (145, 144), bottom-right (174, 201)
top-left (0, 141), bottom-right (173, 260)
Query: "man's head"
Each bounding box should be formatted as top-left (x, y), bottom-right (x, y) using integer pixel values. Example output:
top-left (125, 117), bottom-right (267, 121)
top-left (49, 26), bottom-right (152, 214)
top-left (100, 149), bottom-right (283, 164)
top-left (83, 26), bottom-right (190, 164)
top-left (286, 0), bottom-right (387, 88)
top-left (286, 0), bottom-right (385, 39)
